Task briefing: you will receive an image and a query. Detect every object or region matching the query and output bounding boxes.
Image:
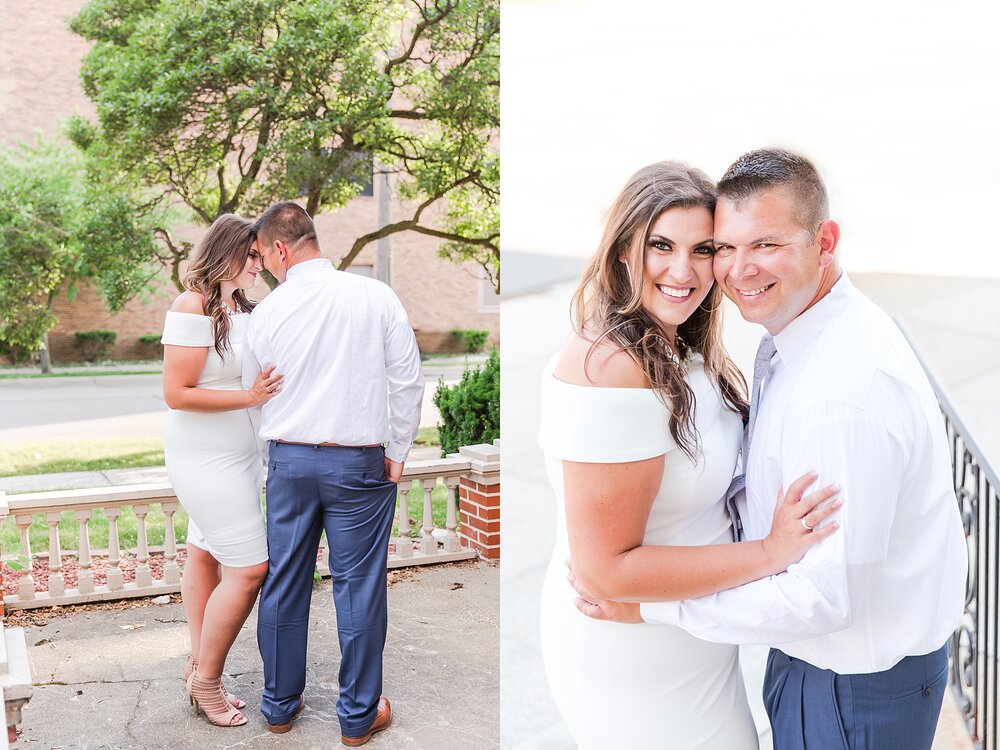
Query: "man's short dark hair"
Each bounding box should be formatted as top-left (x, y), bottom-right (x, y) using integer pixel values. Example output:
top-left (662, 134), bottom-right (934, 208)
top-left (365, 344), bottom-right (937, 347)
top-left (254, 201), bottom-right (318, 248)
top-left (718, 149), bottom-right (829, 233)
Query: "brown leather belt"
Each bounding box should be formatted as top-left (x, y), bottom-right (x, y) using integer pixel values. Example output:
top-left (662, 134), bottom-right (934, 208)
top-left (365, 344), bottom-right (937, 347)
top-left (274, 440), bottom-right (381, 448)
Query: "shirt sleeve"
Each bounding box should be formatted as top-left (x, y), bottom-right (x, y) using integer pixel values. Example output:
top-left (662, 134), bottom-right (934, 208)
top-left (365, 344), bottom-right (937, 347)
top-left (642, 399), bottom-right (903, 645)
top-left (383, 292), bottom-right (424, 463)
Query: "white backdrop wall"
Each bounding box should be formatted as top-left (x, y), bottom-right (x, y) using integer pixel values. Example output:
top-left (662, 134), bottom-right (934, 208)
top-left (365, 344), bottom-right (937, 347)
top-left (502, 0), bottom-right (1000, 278)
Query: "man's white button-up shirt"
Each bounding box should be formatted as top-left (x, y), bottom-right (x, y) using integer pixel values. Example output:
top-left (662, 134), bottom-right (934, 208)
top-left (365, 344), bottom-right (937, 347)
top-left (642, 275), bottom-right (967, 673)
top-left (242, 258), bottom-right (424, 463)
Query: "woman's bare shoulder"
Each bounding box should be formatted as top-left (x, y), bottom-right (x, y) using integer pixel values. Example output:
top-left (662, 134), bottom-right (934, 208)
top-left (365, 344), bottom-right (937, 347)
top-left (170, 290), bottom-right (206, 315)
top-left (553, 331), bottom-right (649, 388)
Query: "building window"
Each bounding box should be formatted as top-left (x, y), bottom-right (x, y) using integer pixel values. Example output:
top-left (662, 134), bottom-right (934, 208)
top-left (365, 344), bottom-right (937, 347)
top-left (346, 264), bottom-right (374, 278)
top-left (479, 274), bottom-right (499, 312)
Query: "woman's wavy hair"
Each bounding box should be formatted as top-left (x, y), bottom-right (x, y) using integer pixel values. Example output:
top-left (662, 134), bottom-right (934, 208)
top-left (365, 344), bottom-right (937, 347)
top-left (572, 161), bottom-right (749, 460)
top-left (182, 214), bottom-right (257, 357)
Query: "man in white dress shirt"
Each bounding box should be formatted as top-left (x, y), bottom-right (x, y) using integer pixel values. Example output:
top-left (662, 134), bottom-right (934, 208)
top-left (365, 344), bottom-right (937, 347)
top-left (575, 150), bottom-right (967, 749)
top-left (242, 202), bottom-right (424, 745)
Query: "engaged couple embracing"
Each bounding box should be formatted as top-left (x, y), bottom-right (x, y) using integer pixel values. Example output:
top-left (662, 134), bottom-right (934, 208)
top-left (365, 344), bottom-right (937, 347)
top-left (539, 149), bottom-right (967, 749)
top-left (161, 202), bottom-right (422, 744)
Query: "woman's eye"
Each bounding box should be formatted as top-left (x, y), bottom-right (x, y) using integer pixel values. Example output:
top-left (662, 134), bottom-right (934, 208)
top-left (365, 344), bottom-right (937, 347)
top-left (649, 241), bottom-right (671, 252)
top-left (694, 245), bottom-right (716, 256)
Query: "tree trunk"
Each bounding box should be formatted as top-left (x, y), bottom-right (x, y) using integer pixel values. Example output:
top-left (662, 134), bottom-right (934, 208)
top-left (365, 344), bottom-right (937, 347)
top-left (39, 331), bottom-right (52, 374)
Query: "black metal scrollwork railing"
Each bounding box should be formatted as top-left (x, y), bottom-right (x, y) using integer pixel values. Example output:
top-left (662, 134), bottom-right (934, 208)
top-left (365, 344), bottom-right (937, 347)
top-left (906, 328), bottom-right (997, 750)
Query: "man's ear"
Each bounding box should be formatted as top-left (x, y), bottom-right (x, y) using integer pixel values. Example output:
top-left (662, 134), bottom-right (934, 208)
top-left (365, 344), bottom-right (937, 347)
top-left (275, 240), bottom-right (287, 263)
top-left (816, 219), bottom-right (840, 268)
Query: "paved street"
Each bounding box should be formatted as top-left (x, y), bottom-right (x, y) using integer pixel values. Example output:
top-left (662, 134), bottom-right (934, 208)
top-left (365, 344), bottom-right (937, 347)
top-left (0, 355), bottom-right (487, 443)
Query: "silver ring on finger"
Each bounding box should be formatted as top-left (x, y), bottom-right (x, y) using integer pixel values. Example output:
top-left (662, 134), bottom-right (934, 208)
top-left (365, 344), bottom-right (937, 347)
top-left (801, 517), bottom-right (814, 531)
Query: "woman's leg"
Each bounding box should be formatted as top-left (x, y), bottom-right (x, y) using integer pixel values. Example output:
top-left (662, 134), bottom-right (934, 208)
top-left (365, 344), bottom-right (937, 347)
top-left (181, 544), bottom-right (222, 662)
top-left (197, 561), bottom-right (269, 680)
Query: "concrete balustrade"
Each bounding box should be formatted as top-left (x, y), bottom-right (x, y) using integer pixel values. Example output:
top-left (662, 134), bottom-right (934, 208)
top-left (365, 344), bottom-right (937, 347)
top-left (0, 444), bottom-right (500, 611)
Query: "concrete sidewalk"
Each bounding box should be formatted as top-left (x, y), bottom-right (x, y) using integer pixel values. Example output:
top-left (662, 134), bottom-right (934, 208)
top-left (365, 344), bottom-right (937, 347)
top-left (0, 445), bottom-right (445, 495)
top-left (15, 559), bottom-right (499, 749)
top-left (501, 270), bottom-right (990, 750)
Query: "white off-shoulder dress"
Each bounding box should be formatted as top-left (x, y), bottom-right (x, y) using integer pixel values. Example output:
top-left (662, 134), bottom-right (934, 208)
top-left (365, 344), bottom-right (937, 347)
top-left (161, 311), bottom-right (267, 567)
top-left (538, 354), bottom-right (758, 750)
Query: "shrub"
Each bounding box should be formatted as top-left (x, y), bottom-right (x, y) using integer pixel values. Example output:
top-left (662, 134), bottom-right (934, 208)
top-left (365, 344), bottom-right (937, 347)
top-left (74, 329), bottom-right (117, 361)
top-left (452, 328), bottom-right (490, 353)
top-left (433, 347), bottom-right (499, 456)
top-left (0, 340), bottom-right (33, 363)
top-left (135, 333), bottom-right (163, 359)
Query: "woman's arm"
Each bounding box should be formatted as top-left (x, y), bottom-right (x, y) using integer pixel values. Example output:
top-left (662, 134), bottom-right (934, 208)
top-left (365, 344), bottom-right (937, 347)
top-left (564, 459), bottom-right (838, 603)
top-left (162, 292), bottom-right (282, 412)
top-left (556, 331), bottom-right (838, 604)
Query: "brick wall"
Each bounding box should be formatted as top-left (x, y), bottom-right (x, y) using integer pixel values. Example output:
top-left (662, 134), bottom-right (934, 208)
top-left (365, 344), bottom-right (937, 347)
top-left (0, 0), bottom-right (499, 363)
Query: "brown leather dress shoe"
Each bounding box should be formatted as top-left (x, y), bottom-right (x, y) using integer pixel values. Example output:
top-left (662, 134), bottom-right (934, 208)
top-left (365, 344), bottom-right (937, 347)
top-left (266, 694), bottom-right (305, 733)
top-left (341, 696), bottom-right (392, 746)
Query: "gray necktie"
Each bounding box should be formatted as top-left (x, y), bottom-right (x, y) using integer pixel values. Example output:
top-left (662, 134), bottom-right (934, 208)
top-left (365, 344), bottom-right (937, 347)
top-left (725, 334), bottom-right (777, 541)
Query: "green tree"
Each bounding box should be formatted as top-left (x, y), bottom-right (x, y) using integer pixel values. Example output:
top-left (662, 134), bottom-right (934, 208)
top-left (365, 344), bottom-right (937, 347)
top-left (0, 137), bottom-right (164, 366)
top-left (70, 0), bottom-right (500, 290)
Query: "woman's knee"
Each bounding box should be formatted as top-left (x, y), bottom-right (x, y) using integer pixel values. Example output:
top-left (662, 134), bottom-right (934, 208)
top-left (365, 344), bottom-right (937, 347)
top-left (229, 560), bottom-right (268, 590)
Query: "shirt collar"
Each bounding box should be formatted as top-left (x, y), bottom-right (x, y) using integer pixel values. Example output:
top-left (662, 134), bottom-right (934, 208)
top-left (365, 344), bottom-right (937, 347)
top-left (772, 272), bottom-right (855, 366)
top-left (285, 257), bottom-right (333, 282)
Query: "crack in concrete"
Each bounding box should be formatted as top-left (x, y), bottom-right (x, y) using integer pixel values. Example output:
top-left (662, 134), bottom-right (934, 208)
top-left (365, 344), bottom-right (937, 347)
top-left (124, 679), bottom-right (149, 741)
top-left (35, 678), bottom-right (151, 687)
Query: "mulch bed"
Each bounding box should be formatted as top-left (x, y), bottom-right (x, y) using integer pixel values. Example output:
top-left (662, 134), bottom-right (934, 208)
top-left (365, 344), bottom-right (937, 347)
top-left (1, 548), bottom-right (441, 625)
top-left (2, 549), bottom-right (189, 598)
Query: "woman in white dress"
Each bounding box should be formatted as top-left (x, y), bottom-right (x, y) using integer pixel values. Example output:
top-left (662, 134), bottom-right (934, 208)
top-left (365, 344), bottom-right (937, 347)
top-left (538, 162), bottom-right (841, 749)
top-left (161, 214), bottom-right (283, 727)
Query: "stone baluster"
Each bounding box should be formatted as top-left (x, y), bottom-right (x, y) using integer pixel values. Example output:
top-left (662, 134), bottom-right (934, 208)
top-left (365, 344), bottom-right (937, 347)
top-left (419, 479), bottom-right (437, 556)
top-left (105, 507), bottom-right (124, 591)
top-left (14, 514), bottom-right (35, 601)
top-left (133, 504), bottom-right (152, 588)
top-left (45, 511), bottom-right (65, 597)
top-left (161, 502), bottom-right (180, 585)
top-left (395, 483), bottom-right (412, 559)
top-left (443, 476), bottom-right (462, 553)
top-left (75, 509), bottom-right (94, 595)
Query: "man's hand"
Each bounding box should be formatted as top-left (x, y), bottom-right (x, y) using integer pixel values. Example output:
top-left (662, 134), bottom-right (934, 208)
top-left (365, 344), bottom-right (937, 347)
top-left (566, 558), bottom-right (643, 624)
top-left (384, 457), bottom-right (404, 483)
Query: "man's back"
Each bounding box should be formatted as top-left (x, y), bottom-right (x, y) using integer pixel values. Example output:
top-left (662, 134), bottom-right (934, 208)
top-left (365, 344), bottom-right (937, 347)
top-left (244, 258), bottom-right (424, 460)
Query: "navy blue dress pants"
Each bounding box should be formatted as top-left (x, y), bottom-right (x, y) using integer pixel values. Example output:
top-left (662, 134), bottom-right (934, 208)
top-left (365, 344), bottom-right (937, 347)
top-left (764, 643), bottom-right (949, 750)
top-left (257, 442), bottom-right (397, 737)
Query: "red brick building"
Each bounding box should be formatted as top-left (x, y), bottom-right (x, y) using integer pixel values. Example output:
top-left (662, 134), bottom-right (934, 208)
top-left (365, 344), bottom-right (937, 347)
top-left (0, 0), bottom-right (498, 363)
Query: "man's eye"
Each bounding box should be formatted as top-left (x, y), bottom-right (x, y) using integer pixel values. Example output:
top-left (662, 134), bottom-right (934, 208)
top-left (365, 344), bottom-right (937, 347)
top-left (714, 246), bottom-right (734, 255)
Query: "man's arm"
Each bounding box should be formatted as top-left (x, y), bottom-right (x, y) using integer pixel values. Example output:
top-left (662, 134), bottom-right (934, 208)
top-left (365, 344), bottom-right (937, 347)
top-left (383, 293), bottom-right (424, 472)
top-left (637, 401), bottom-right (902, 645)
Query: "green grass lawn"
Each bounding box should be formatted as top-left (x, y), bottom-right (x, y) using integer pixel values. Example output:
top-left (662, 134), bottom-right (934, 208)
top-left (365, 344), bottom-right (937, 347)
top-left (0, 370), bottom-right (162, 380)
top-left (0, 439), bottom-right (166, 477)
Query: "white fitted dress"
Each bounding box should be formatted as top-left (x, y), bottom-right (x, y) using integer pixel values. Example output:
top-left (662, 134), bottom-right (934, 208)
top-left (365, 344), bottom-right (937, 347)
top-left (538, 354), bottom-right (758, 750)
top-left (161, 311), bottom-right (267, 567)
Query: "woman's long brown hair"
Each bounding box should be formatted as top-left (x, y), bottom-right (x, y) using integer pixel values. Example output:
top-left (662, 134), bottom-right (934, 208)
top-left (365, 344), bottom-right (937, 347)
top-left (182, 214), bottom-right (257, 357)
top-left (572, 161), bottom-right (749, 460)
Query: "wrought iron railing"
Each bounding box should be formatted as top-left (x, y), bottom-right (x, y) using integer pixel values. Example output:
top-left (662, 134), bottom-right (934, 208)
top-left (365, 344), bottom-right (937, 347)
top-left (905, 326), bottom-right (997, 750)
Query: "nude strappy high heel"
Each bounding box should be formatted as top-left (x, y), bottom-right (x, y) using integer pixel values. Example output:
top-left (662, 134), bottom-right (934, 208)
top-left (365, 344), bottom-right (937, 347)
top-left (182, 655), bottom-right (246, 709)
top-left (187, 670), bottom-right (247, 727)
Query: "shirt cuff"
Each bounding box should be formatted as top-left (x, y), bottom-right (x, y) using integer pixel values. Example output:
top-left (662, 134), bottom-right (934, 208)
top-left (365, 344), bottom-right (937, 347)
top-left (640, 601), bottom-right (682, 626)
top-left (385, 441), bottom-right (411, 464)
